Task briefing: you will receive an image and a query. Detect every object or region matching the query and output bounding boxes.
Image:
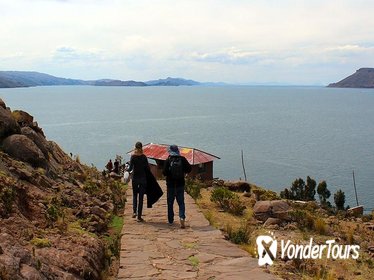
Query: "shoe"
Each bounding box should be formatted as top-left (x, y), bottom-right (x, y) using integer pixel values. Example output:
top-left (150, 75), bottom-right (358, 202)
top-left (168, 222), bottom-right (173, 226)
top-left (132, 213), bottom-right (136, 218)
top-left (180, 219), bottom-right (185, 229)
top-left (137, 217), bottom-right (144, 222)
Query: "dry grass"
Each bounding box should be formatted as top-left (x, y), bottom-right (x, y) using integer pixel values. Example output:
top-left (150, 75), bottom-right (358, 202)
top-left (195, 185), bottom-right (374, 280)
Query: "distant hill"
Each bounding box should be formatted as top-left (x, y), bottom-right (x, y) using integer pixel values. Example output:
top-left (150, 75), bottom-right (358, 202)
top-left (0, 71), bottom-right (86, 87)
top-left (328, 68), bottom-right (374, 88)
top-left (91, 79), bottom-right (147, 86)
top-left (0, 71), bottom-right (203, 88)
top-left (145, 77), bottom-right (200, 86)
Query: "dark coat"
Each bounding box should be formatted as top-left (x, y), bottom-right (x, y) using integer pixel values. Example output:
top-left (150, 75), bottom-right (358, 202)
top-left (145, 168), bottom-right (163, 208)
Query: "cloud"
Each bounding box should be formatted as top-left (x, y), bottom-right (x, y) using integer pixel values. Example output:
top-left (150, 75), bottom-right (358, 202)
top-left (52, 47), bottom-right (104, 62)
top-left (188, 48), bottom-right (264, 65)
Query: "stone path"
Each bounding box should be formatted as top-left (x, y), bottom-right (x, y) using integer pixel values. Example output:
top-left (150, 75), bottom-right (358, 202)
top-left (118, 181), bottom-right (277, 280)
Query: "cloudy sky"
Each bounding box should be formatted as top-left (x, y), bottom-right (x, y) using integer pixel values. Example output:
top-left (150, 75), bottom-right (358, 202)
top-left (1, 0), bottom-right (373, 85)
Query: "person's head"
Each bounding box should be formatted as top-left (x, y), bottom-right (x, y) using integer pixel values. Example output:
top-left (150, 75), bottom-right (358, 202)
top-left (135, 141), bottom-right (143, 154)
top-left (168, 144), bottom-right (180, 156)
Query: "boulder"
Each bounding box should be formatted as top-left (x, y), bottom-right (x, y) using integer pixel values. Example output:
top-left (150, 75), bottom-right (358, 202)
top-left (223, 181), bottom-right (251, 192)
top-left (21, 127), bottom-right (49, 159)
top-left (253, 200), bottom-right (290, 221)
top-left (263, 217), bottom-right (282, 227)
top-left (0, 98), bottom-right (5, 109)
top-left (0, 107), bottom-right (21, 140)
top-left (11, 110), bottom-right (33, 127)
top-left (2, 134), bottom-right (47, 168)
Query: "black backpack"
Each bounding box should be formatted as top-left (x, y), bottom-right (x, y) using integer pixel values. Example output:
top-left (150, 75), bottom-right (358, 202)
top-left (169, 156), bottom-right (184, 180)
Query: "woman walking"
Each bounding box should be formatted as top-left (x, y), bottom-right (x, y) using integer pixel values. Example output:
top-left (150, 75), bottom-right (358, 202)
top-left (128, 141), bottom-right (149, 222)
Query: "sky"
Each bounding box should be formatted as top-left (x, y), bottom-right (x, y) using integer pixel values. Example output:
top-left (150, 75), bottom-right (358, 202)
top-left (1, 0), bottom-right (374, 85)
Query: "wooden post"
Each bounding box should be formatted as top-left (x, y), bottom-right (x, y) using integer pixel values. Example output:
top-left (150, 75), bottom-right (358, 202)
top-left (352, 170), bottom-right (359, 206)
top-left (241, 150), bottom-right (247, 182)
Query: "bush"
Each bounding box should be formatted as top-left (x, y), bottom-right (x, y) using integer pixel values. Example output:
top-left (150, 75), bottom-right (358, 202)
top-left (31, 238), bottom-right (51, 248)
top-left (211, 187), bottom-right (235, 208)
top-left (0, 185), bottom-right (16, 216)
top-left (225, 224), bottom-right (250, 244)
top-left (185, 179), bottom-right (202, 200)
top-left (210, 187), bottom-right (245, 216)
top-left (314, 218), bottom-right (327, 235)
top-left (227, 196), bottom-right (246, 215)
top-left (253, 188), bottom-right (279, 201)
top-left (289, 209), bottom-right (314, 230)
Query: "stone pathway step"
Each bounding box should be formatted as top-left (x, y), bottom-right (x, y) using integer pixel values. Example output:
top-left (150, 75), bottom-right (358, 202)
top-left (118, 181), bottom-right (277, 280)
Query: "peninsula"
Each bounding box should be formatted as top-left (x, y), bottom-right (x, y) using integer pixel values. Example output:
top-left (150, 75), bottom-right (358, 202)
top-left (328, 68), bottom-right (374, 88)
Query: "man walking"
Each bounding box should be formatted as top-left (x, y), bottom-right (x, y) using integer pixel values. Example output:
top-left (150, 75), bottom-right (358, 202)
top-left (163, 145), bottom-right (191, 228)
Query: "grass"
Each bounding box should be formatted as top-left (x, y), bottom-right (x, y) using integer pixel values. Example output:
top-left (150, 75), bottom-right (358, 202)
top-left (188, 255), bottom-right (199, 268)
top-left (108, 215), bottom-right (124, 234)
top-left (182, 242), bottom-right (198, 249)
top-left (31, 238), bottom-right (51, 248)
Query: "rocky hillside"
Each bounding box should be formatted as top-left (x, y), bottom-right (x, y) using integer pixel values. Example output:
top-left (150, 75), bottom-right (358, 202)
top-left (0, 98), bottom-right (126, 279)
top-left (328, 68), bottom-right (374, 88)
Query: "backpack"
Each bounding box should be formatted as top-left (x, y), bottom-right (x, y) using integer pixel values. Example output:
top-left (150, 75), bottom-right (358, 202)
top-left (169, 156), bottom-right (184, 180)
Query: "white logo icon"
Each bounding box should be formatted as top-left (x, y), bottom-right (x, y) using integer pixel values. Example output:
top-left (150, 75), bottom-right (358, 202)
top-left (256, 233), bottom-right (277, 266)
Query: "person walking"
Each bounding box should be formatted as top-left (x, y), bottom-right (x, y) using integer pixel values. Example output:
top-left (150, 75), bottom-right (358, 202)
top-left (106, 159), bottom-right (113, 173)
top-left (163, 144), bottom-right (191, 228)
top-left (128, 142), bottom-right (149, 222)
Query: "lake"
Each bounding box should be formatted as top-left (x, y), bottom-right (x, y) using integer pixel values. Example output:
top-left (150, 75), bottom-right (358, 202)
top-left (1, 85), bottom-right (373, 211)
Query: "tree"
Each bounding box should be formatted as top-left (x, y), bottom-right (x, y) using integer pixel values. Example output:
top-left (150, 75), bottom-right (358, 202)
top-left (317, 180), bottom-right (331, 205)
top-left (305, 176), bottom-right (316, 201)
top-left (290, 178), bottom-right (305, 200)
top-left (280, 188), bottom-right (291, 199)
top-left (334, 189), bottom-right (345, 210)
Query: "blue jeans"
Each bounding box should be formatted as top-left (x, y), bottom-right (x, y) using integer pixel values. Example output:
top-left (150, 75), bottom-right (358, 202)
top-left (167, 184), bottom-right (186, 223)
top-left (132, 178), bottom-right (146, 219)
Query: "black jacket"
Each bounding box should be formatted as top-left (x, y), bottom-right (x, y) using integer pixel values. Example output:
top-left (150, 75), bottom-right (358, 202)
top-left (162, 156), bottom-right (192, 186)
top-left (128, 154), bottom-right (149, 181)
top-left (145, 168), bottom-right (163, 208)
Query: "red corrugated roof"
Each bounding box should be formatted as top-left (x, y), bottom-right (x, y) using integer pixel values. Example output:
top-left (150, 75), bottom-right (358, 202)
top-left (129, 143), bottom-right (219, 165)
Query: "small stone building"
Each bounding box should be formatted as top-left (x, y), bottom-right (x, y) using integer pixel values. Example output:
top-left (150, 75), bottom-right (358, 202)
top-left (129, 143), bottom-right (220, 181)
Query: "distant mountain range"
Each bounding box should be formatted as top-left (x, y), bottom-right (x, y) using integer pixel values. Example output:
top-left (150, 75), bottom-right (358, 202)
top-left (328, 68), bottom-right (374, 88)
top-left (0, 71), bottom-right (210, 88)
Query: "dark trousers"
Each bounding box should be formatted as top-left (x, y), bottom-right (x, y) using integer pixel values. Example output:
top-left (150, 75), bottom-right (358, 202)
top-left (132, 178), bottom-right (146, 219)
top-left (166, 182), bottom-right (186, 223)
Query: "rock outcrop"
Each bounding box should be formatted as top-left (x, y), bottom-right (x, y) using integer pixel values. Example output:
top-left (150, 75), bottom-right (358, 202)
top-left (0, 98), bottom-right (126, 279)
top-left (0, 105), bottom-right (20, 139)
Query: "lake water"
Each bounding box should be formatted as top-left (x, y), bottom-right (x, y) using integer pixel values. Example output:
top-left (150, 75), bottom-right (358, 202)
top-left (1, 85), bottom-right (373, 210)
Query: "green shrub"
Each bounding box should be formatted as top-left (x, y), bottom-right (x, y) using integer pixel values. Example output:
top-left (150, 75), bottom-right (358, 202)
top-left (211, 187), bottom-right (245, 215)
top-left (227, 196), bottom-right (246, 215)
top-left (46, 204), bottom-right (60, 224)
top-left (289, 209), bottom-right (314, 230)
top-left (0, 185), bottom-right (16, 215)
top-left (253, 188), bottom-right (279, 201)
top-left (225, 224), bottom-right (250, 244)
top-left (211, 187), bottom-right (236, 209)
top-left (185, 179), bottom-right (202, 200)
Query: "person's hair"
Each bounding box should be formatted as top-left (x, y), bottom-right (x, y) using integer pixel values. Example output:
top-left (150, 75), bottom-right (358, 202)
top-left (135, 141), bottom-right (143, 154)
